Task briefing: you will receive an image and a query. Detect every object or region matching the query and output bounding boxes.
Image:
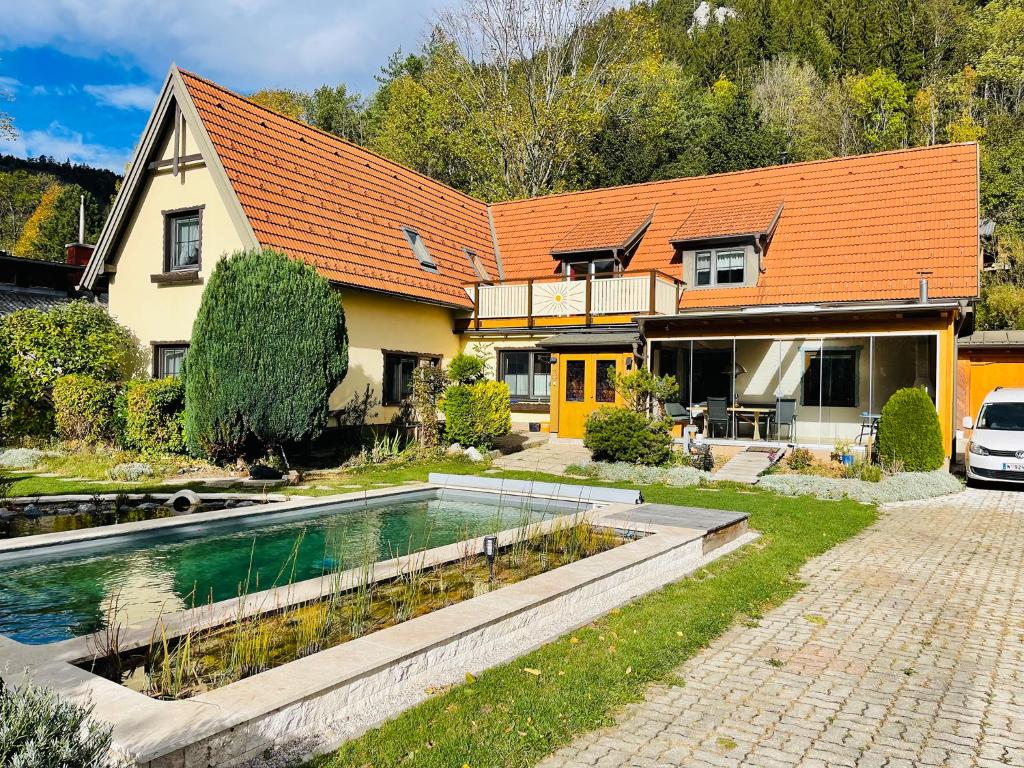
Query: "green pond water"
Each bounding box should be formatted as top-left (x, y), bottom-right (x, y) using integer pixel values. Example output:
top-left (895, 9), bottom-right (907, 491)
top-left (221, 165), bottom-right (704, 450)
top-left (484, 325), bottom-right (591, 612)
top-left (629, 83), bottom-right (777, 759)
top-left (0, 491), bottom-right (578, 645)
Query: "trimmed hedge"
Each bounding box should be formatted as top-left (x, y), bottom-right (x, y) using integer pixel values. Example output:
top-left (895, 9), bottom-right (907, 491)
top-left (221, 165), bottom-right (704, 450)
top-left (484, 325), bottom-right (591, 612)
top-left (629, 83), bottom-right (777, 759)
top-left (757, 470), bottom-right (962, 503)
top-left (583, 407), bottom-right (672, 466)
top-left (121, 377), bottom-right (186, 454)
top-left (877, 387), bottom-right (945, 471)
top-left (184, 249), bottom-right (348, 462)
top-left (446, 352), bottom-right (486, 385)
top-left (51, 374), bottom-right (116, 444)
top-left (442, 380), bottom-right (511, 448)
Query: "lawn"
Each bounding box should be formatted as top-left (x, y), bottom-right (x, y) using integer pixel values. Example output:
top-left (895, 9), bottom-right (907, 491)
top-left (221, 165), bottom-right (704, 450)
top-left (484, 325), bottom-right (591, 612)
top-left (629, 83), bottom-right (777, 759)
top-left (308, 473), bottom-right (875, 768)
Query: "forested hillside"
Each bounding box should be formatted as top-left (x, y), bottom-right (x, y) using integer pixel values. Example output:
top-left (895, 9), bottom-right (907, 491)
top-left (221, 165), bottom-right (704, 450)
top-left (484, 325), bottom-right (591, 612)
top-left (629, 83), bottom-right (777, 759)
top-left (250, 0), bottom-right (1024, 329)
top-left (0, 155), bottom-right (115, 261)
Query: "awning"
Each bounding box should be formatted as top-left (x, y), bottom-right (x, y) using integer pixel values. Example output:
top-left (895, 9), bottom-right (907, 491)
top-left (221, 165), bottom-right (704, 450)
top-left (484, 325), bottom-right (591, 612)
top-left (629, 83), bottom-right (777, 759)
top-left (538, 330), bottom-right (640, 350)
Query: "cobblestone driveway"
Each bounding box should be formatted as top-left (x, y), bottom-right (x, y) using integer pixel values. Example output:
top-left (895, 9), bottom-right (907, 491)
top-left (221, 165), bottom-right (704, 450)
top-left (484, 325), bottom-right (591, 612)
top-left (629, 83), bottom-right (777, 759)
top-left (541, 489), bottom-right (1024, 768)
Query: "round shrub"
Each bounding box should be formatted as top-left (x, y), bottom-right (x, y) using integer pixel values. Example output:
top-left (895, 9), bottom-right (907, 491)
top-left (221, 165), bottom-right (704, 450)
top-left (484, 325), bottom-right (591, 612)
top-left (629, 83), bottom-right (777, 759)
top-left (121, 377), bottom-right (186, 454)
top-left (442, 380), bottom-right (511, 448)
top-left (877, 387), bottom-right (945, 472)
top-left (106, 462), bottom-right (153, 482)
top-left (184, 249), bottom-right (348, 462)
top-left (0, 677), bottom-right (123, 768)
top-left (0, 301), bottom-right (142, 440)
top-left (583, 407), bottom-right (672, 466)
top-left (51, 374), bottom-right (116, 444)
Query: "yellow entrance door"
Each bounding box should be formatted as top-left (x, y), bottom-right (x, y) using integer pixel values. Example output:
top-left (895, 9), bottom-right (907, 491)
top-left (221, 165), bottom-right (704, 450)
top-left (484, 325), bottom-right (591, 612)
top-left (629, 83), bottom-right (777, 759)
top-left (557, 353), bottom-right (629, 439)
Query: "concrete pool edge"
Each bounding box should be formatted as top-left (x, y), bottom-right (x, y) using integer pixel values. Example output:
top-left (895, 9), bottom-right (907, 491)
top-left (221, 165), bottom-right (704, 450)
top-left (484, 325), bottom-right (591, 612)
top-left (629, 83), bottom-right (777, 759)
top-left (0, 497), bottom-right (754, 767)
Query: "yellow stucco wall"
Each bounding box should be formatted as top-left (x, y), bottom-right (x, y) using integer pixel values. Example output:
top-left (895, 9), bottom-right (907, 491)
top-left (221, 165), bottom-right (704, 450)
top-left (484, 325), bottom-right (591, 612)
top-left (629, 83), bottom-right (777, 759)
top-left (106, 120), bottom-right (247, 350)
top-left (333, 288), bottom-right (462, 423)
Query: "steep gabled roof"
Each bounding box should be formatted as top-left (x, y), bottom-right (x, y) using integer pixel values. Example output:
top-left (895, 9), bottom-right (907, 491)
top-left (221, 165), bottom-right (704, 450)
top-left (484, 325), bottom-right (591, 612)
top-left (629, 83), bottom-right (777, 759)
top-left (491, 144), bottom-right (980, 307)
top-left (178, 70), bottom-right (494, 308)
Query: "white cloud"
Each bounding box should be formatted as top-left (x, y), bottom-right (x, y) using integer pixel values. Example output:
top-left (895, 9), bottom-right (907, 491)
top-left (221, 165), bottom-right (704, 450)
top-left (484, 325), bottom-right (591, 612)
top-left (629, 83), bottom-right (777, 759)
top-left (0, 75), bottom-right (20, 92)
top-left (84, 83), bottom-right (158, 110)
top-left (3, 121), bottom-right (131, 172)
top-left (0, 1), bottom-right (444, 93)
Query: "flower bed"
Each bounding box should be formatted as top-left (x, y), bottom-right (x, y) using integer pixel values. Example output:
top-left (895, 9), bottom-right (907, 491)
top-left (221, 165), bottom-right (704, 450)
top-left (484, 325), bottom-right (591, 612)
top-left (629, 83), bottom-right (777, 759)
top-left (87, 517), bottom-right (630, 700)
top-left (757, 470), bottom-right (962, 503)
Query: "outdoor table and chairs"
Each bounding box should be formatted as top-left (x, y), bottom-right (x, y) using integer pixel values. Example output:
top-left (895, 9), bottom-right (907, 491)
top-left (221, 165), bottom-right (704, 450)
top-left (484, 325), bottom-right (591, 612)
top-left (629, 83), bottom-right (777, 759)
top-left (856, 412), bottom-right (881, 444)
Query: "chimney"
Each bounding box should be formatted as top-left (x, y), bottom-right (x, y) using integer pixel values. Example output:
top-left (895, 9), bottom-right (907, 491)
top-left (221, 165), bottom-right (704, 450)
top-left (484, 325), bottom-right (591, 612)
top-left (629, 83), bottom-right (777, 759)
top-left (65, 243), bottom-right (94, 266)
top-left (917, 270), bottom-right (932, 304)
top-left (78, 194), bottom-right (85, 244)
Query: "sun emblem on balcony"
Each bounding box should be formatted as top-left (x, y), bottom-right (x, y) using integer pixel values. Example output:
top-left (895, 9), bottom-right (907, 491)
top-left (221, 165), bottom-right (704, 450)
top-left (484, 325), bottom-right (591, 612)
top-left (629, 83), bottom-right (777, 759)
top-left (533, 280), bottom-right (584, 316)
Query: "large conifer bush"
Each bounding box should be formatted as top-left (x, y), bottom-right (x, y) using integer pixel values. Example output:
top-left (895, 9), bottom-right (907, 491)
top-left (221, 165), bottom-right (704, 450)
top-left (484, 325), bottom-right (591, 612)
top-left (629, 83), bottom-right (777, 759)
top-left (184, 249), bottom-right (348, 462)
top-left (877, 387), bottom-right (945, 472)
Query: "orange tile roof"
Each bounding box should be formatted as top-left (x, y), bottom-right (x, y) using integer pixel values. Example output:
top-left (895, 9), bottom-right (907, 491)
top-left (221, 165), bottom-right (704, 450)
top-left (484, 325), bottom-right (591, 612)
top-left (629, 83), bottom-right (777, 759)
top-left (180, 70), bottom-right (978, 313)
top-left (550, 209), bottom-right (653, 256)
top-left (491, 144), bottom-right (979, 308)
top-left (180, 70), bottom-right (495, 309)
top-left (670, 199), bottom-right (782, 243)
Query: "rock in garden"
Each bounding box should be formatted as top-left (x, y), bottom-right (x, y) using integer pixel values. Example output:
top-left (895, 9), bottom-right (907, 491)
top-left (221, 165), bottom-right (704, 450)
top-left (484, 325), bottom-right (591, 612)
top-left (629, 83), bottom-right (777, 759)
top-left (0, 508), bottom-right (14, 520)
top-left (77, 503), bottom-right (99, 514)
top-left (22, 503), bottom-right (42, 519)
top-left (464, 447), bottom-right (484, 462)
top-left (234, 500), bottom-right (256, 508)
top-left (136, 502), bottom-right (159, 512)
top-left (447, 443), bottom-right (463, 455)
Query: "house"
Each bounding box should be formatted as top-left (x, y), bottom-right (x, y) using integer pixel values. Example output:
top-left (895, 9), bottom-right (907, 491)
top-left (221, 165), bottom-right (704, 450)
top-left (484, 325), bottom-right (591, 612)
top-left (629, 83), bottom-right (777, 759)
top-left (81, 66), bottom-right (980, 457)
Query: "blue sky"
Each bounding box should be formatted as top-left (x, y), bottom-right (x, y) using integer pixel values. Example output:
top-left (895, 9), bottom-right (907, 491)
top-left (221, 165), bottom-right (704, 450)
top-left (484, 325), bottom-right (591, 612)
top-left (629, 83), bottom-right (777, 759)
top-left (0, 1), bottom-right (443, 172)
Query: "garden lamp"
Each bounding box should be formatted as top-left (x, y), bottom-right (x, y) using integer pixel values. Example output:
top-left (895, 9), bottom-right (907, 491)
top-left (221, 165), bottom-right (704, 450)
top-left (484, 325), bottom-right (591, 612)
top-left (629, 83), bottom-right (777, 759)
top-left (483, 535), bottom-right (498, 583)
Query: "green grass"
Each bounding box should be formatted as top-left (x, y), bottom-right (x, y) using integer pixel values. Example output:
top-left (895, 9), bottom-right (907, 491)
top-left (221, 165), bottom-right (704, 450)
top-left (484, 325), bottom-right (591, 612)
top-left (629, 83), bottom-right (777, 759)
top-left (309, 475), bottom-right (875, 768)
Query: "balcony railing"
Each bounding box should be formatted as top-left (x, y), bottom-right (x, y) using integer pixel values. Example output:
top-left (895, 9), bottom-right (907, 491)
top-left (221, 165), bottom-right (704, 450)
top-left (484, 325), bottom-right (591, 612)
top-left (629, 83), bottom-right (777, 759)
top-left (467, 270), bottom-right (682, 328)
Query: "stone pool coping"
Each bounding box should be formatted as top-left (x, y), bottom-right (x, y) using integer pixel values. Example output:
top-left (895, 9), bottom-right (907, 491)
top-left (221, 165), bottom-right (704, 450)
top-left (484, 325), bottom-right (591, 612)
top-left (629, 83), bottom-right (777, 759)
top-left (0, 480), bottom-right (754, 767)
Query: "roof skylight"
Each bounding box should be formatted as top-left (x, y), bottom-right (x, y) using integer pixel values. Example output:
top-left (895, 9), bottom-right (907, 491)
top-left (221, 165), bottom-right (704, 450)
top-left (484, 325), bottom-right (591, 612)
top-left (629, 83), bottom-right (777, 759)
top-left (401, 227), bottom-right (438, 272)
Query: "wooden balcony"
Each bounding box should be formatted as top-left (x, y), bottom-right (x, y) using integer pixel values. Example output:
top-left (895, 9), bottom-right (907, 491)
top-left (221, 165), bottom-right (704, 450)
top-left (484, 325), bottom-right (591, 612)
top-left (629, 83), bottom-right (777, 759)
top-left (464, 270), bottom-right (682, 330)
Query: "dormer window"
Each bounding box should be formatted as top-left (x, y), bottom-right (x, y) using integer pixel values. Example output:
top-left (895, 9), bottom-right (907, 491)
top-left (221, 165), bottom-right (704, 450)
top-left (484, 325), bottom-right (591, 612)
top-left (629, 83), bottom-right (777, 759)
top-left (564, 257), bottom-right (619, 280)
top-left (695, 248), bottom-right (745, 286)
top-left (402, 227), bottom-right (438, 273)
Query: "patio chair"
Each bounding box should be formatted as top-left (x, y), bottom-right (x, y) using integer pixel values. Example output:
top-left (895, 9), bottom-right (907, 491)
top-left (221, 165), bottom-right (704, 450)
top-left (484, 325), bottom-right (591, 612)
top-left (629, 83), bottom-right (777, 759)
top-left (771, 398), bottom-right (797, 441)
top-left (706, 396), bottom-right (730, 438)
top-left (664, 401), bottom-right (690, 426)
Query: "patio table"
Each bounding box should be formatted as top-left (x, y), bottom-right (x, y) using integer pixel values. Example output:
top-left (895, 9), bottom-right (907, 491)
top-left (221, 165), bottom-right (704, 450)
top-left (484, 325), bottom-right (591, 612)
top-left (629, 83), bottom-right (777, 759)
top-left (728, 405), bottom-right (776, 441)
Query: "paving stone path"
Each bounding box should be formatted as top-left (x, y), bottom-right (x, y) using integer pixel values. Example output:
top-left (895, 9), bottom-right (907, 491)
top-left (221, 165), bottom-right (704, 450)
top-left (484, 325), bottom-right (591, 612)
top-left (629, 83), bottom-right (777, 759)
top-left (492, 440), bottom-right (592, 475)
top-left (540, 488), bottom-right (1024, 768)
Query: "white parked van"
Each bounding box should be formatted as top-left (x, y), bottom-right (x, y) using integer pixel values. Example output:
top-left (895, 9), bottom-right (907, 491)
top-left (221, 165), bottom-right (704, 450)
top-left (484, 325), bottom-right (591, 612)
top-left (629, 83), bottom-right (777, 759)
top-left (963, 387), bottom-right (1024, 484)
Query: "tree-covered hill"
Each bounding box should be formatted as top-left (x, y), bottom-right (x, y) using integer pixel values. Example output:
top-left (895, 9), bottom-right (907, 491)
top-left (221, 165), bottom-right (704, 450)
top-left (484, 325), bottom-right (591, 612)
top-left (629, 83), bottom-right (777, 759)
top-left (0, 155), bottom-right (117, 261)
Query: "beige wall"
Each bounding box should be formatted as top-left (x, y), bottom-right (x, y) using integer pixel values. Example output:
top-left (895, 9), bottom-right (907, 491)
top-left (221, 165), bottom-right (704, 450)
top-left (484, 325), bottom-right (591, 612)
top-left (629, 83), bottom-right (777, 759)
top-left (335, 288), bottom-right (462, 424)
top-left (461, 333), bottom-right (553, 424)
top-left (106, 120), bottom-right (247, 352)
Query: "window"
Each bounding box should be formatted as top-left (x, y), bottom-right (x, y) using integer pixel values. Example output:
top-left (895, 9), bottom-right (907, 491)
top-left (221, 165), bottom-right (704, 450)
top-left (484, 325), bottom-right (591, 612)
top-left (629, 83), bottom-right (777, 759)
top-left (696, 252), bottom-right (712, 286)
top-left (499, 350), bottom-right (551, 402)
top-left (803, 349), bottom-right (858, 408)
top-left (977, 402), bottom-right (1024, 431)
top-left (694, 249), bottom-right (745, 287)
top-left (596, 359), bottom-right (617, 403)
top-left (715, 250), bottom-right (745, 284)
top-left (154, 344), bottom-right (188, 378)
top-left (164, 209), bottom-right (202, 271)
top-left (565, 360), bottom-right (586, 402)
top-left (383, 352), bottom-right (440, 405)
top-left (563, 258), bottom-right (620, 280)
top-left (401, 227), bottom-right (438, 272)
top-left (466, 248), bottom-right (491, 282)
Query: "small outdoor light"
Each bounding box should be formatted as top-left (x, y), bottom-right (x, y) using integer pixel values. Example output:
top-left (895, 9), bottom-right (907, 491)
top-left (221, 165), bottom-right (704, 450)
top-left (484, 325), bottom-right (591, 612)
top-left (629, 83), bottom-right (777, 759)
top-left (483, 534), bottom-right (498, 583)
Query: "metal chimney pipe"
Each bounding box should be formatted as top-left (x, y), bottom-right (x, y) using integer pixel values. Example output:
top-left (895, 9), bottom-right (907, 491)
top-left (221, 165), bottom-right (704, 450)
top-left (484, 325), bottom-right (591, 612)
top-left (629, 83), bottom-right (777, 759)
top-left (919, 277), bottom-right (929, 304)
top-left (78, 195), bottom-right (85, 243)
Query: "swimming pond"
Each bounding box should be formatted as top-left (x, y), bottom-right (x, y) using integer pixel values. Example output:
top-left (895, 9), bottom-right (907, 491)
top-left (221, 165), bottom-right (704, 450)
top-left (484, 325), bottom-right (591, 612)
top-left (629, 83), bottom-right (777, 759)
top-left (0, 489), bottom-right (587, 644)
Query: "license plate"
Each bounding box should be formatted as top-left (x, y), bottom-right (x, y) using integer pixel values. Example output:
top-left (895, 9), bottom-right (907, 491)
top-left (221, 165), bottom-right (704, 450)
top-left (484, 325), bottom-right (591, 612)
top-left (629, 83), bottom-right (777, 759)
top-left (1002, 463), bottom-right (1024, 471)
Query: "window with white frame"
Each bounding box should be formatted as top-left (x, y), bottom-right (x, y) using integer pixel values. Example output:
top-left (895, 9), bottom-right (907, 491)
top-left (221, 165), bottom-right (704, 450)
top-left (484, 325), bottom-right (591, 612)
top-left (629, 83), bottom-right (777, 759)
top-left (154, 344), bottom-right (188, 378)
top-left (694, 248), bottom-right (745, 286)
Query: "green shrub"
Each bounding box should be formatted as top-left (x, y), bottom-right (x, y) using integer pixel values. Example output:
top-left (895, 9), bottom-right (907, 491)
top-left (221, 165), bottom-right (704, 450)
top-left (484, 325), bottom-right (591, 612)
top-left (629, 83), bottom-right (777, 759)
top-left (583, 407), bottom-right (672, 466)
top-left (608, 367), bottom-right (679, 413)
top-left (0, 677), bottom-right (124, 767)
top-left (787, 447), bottom-right (815, 470)
top-left (442, 380), bottom-right (511, 448)
top-left (0, 301), bottom-right (142, 440)
top-left (51, 374), bottom-right (116, 444)
top-left (446, 352), bottom-right (486, 385)
top-left (121, 378), bottom-right (186, 454)
top-left (877, 387), bottom-right (945, 472)
top-left (184, 249), bottom-right (348, 462)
